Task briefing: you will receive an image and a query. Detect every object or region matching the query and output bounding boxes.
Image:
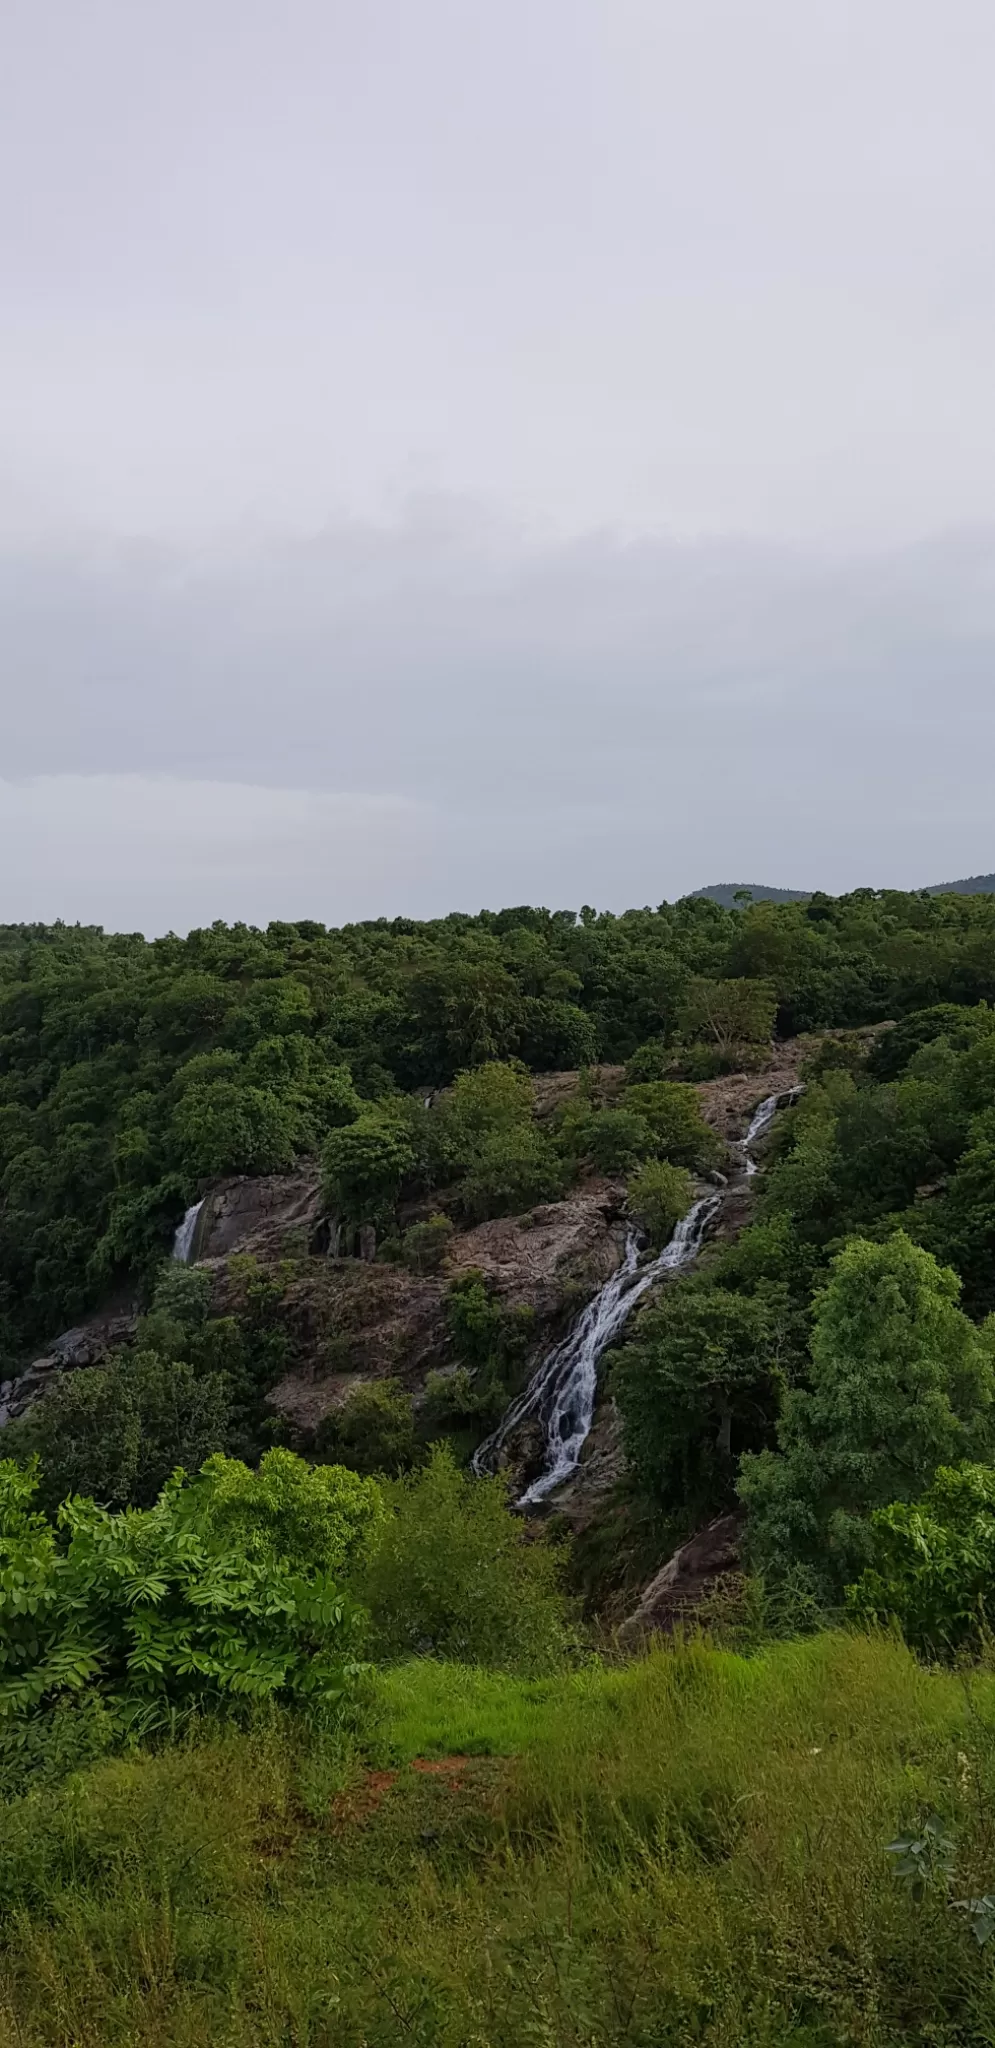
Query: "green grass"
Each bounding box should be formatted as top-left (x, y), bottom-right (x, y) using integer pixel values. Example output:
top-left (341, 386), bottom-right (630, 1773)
top-left (4, 1632), bottom-right (995, 2044)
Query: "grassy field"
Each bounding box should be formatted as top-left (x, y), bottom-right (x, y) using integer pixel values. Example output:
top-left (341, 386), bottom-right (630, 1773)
top-left (3, 1632), bottom-right (995, 2045)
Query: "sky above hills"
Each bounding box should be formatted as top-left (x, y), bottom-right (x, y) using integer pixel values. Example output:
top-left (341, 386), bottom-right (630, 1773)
top-left (4, 1), bottom-right (995, 931)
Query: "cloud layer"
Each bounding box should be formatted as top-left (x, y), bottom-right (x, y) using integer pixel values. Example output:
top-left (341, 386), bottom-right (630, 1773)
top-left (4, 517), bottom-right (995, 932)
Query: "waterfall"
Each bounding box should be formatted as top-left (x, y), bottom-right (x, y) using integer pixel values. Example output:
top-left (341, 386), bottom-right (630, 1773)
top-left (472, 1083), bottom-right (803, 1505)
top-left (172, 1198), bottom-right (205, 1264)
top-left (472, 1195), bottom-right (721, 1503)
top-left (738, 1086), bottom-right (803, 1177)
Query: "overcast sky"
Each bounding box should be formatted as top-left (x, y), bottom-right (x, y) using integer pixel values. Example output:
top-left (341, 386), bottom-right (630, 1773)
top-left (4, 0), bottom-right (995, 932)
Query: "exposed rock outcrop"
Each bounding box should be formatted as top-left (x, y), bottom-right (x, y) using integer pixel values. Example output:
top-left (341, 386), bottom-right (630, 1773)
top-left (0, 1311), bottom-right (138, 1427)
top-left (253, 1177), bottom-right (629, 1436)
top-left (617, 1513), bottom-right (745, 1641)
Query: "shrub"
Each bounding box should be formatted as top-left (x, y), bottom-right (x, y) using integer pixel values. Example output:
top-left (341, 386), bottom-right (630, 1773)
top-left (356, 1445), bottom-right (572, 1670)
top-left (626, 1158), bottom-right (694, 1247)
top-left (318, 1379), bottom-right (418, 1477)
top-left (848, 1462), bottom-right (995, 1655)
top-left (624, 1037), bottom-right (673, 1084)
top-left (0, 1460), bottom-right (362, 1738)
top-left (623, 1081), bottom-right (722, 1169)
top-left (190, 1447), bottom-right (385, 1575)
top-left (401, 1213), bottom-right (454, 1273)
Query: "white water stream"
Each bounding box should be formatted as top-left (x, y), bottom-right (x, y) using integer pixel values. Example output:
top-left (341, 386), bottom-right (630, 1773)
top-left (472, 1085), bottom-right (802, 1505)
top-left (172, 1198), bottom-right (205, 1264)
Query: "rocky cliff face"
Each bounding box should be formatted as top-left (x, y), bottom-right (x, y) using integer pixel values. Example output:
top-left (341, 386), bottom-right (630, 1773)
top-left (240, 1177), bottom-right (629, 1436)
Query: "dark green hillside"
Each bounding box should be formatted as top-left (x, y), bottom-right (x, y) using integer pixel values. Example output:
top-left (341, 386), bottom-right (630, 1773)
top-left (7, 886), bottom-right (995, 1362)
top-left (691, 881), bottom-right (813, 906)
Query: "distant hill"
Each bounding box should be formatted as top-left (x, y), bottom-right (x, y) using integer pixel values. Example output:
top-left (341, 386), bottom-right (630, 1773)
top-left (693, 876), bottom-right (995, 907)
top-left (690, 884), bottom-right (813, 908)
top-left (925, 874), bottom-right (995, 896)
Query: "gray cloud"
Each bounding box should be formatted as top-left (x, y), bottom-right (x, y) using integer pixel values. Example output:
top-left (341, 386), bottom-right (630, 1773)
top-left (3, 516), bottom-right (995, 931)
top-left (3, 3), bottom-right (995, 929)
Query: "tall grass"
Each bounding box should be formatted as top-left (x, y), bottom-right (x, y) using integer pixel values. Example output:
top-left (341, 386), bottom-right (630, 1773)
top-left (3, 1632), bottom-right (995, 2044)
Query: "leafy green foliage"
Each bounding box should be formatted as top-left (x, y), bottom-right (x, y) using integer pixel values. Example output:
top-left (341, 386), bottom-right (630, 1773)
top-left (436, 1270), bottom-right (535, 1431)
top-left (625, 1158), bottom-right (693, 1247)
top-left (677, 975), bottom-right (777, 1054)
top-left (189, 1447), bottom-right (385, 1575)
top-left (848, 1462), bottom-right (995, 1655)
top-left (615, 1279), bottom-right (785, 1514)
top-left (740, 1233), bottom-right (995, 1595)
top-left (8, 892), bottom-right (995, 1356)
top-left (316, 1379), bottom-right (418, 1478)
top-left (321, 1109), bottom-right (417, 1231)
top-left (623, 1079), bottom-right (722, 1168)
top-left (0, 1460), bottom-right (362, 1737)
top-left (4, 1352), bottom-right (232, 1513)
top-left (400, 1212), bottom-right (454, 1273)
top-left (357, 1444), bottom-right (572, 1670)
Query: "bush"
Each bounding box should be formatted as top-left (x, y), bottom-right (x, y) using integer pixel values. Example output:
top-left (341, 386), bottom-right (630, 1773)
top-left (848, 1462), bottom-right (995, 1655)
top-left (626, 1158), bottom-right (694, 1247)
top-left (318, 1379), bottom-right (418, 1477)
top-left (5, 1350), bottom-right (232, 1513)
top-left (0, 1460), bottom-right (362, 1738)
top-left (401, 1213), bottom-right (454, 1273)
top-left (356, 1444), bottom-right (573, 1670)
top-left (623, 1037), bottom-right (673, 1084)
top-left (623, 1081), bottom-right (722, 1169)
top-left (190, 1447), bottom-right (385, 1575)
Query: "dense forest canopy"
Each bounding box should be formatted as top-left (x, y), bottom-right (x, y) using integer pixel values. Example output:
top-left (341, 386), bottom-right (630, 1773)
top-left (6, 886), bottom-right (995, 1360)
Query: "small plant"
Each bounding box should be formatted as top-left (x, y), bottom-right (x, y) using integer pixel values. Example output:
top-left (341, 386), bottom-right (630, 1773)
top-left (885, 1812), bottom-right (995, 1948)
top-left (885, 1814), bottom-right (956, 1901)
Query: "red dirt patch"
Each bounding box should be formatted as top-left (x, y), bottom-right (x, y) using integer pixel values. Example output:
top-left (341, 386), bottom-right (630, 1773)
top-left (329, 1768), bottom-right (399, 1827)
top-left (410, 1755), bottom-right (473, 1787)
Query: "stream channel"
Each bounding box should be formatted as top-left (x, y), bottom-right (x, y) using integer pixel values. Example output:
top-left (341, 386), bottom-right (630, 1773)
top-left (472, 1088), bottom-right (801, 1505)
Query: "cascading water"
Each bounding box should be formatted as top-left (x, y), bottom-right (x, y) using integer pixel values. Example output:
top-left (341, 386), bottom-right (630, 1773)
top-left (738, 1086), bottom-right (803, 1177)
top-left (473, 1083), bottom-right (803, 1506)
top-left (172, 1198), bottom-right (205, 1264)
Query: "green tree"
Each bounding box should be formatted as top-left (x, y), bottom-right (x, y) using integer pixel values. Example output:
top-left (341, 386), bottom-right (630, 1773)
top-left (317, 1378), bottom-right (418, 1477)
top-left (615, 1280), bottom-right (783, 1513)
top-left (5, 1352), bottom-right (232, 1513)
top-left (556, 1106), bottom-right (657, 1175)
top-left (677, 977), bottom-right (777, 1055)
top-left (623, 1081), bottom-right (722, 1169)
top-left (848, 1462), bottom-right (995, 1655)
top-left (459, 1124), bottom-right (564, 1220)
top-left (739, 1232), bottom-right (995, 1595)
top-left (321, 1113), bottom-right (416, 1231)
top-left (626, 1158), bottom-right (693, 1247)
top-left (169, 1079), bottom-right (297, 1181)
